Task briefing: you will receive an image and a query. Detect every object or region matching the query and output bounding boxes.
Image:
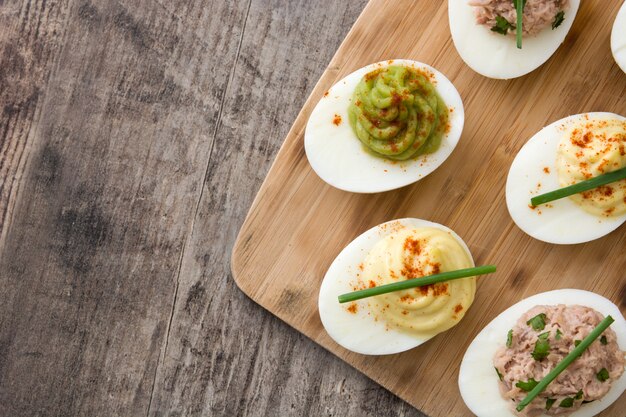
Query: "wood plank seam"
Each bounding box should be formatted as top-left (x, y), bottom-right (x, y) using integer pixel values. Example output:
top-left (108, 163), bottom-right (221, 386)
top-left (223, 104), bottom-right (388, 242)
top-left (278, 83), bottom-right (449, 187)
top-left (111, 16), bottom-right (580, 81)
top-left (145, 0), bottom-right (255, 415)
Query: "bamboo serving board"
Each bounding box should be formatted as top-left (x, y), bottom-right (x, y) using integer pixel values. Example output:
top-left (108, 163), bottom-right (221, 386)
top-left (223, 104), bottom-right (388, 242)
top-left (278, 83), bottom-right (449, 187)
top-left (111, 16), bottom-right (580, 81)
top-left (231, 1), bottom-right (626, 416)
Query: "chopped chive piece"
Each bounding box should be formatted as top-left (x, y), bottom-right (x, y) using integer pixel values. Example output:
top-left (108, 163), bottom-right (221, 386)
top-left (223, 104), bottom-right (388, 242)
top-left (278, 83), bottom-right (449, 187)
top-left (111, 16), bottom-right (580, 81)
top-left (560, 397), bottom-right (574, 408)
top-left (555, 329), bottom-right (563, 340)
top-left (574, 340), bottom-right (581, 347)
top-left (337, 265), bottom-right (496, 303)
top-left (583, 400), bottom-right (595, 404)
top-left (552, 11), bottom-right (565, 29)
top-left (495, 367), bottom-right (504, 381)
top-left (507, 329), bottom-right (513, 347)
top-left (516, 316), bottom-right (615, 412)
top-left (527, 313), bottom-right (547, 331)
top-left (574, 390), bottom-right (583, 400)
top-left (516, 378), bottom-right (539, 392)
top-left (597, 368), bottom-right (609, 382)
top-left (600, 335), bottom-right (608, 345)
top-left (513, 0), bottom-right (526, 48)
top-left (545, 398), bottom-right (556, 410)
top-left (531, 166), bottom-right (626, 206)
top-left (532, 332), bottom-right (550, 360)
top-left (492, 15), bottom-right (514, 35)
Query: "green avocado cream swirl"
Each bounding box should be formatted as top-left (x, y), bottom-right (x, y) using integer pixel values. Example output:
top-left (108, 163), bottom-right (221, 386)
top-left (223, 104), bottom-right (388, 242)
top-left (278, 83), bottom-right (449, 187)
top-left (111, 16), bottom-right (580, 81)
top-left (348, 65), bottom-right (449, 160)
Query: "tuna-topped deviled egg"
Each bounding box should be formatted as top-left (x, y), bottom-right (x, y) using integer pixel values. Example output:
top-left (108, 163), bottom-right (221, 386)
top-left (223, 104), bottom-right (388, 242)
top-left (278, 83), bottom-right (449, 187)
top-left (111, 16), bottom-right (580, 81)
top-left (305, 60), bottom-right (464, 193)
top-left (449, 0), bottom-right (580, 79)
top-left (460, 289), bottom-right (626, 417)
top-left (318, 218), bottom-right (490, 355)
top-left (496, 306), bottom-right (624, 415)
top-left (506, 113), bottom-right (626, 244)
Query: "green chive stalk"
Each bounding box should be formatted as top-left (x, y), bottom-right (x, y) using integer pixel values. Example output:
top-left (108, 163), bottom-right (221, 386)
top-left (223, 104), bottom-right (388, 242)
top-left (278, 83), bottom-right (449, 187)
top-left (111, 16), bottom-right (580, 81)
top-left (531, 167), bottom-right (626, 206)
top-left (337, 265), bottom-right (496, 303)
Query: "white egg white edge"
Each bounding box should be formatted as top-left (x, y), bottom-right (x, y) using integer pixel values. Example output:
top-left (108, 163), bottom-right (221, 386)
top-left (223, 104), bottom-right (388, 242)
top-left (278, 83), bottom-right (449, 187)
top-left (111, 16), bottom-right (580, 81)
top-left (611, 1), bottom-right (626, 74)
top-left (459, 289), bottom-right (626, 417)
top-left (506, 112), bottom-right (626, 245)
top-left (304, 59), bottom-right (465, 194)
top-left (448, 0), bottom-right (580, 79)
top-left (318, 218), bottom-right (475, 356)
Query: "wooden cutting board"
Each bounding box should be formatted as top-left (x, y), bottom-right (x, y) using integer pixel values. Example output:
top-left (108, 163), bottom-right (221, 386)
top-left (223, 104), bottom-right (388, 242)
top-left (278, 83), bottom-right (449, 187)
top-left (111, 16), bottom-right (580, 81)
top-left (231, 1), bottom-right (626, 416)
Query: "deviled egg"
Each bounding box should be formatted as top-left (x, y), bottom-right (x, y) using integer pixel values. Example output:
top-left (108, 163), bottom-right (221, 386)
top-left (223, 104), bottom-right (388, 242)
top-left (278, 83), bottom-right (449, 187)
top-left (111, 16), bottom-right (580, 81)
top-left (459, 289), bottom-right (626, 417)
top-left (318, 218), bottom-right (476, 355)
top-left (305, 60), bottom-right (464, 193)
top-left (506, 112), bottom-right (626, 244)
top-left (611, 1), bottom-right (626, 73)
top-left (449, 0), bottom-right (580, 79)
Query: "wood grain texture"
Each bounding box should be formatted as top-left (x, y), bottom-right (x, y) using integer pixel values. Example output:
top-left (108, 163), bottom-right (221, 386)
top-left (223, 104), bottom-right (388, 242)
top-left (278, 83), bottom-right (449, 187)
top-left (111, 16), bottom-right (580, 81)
top-left (0, 0), bottom-right (422, 416)
top-left (0, 0), bottom-right (231, 414)
top-left (232, 1), bottom-right (626, 417)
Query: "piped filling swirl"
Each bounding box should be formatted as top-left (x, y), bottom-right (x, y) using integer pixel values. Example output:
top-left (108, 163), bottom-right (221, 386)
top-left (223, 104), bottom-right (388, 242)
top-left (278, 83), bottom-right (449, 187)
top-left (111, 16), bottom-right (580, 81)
top-left (348, 65), bottom-right (449, 160)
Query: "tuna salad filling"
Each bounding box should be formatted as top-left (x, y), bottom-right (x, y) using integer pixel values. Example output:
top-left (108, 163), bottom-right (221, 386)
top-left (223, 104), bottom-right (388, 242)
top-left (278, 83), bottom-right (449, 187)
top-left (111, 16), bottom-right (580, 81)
top-left (469, 0), bottom-right (570, 37)
top-left (494, 305), bottom-right (625, 417)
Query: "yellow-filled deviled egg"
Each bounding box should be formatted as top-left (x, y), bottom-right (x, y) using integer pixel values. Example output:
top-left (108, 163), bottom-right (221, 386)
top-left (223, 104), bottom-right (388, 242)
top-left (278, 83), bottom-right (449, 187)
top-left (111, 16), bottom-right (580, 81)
top-left (612, 1), bottom-right (626, 73)
top-left (506, 113), bottom-right (626, 244)
top-left (305, 60), bottom-right (464, 193)
top-left (459, 289), bottom-right (626, 417)
top-left (318, 218), bottom-right (476, 355)
top-left (449, 0), bottom-right (580, 79)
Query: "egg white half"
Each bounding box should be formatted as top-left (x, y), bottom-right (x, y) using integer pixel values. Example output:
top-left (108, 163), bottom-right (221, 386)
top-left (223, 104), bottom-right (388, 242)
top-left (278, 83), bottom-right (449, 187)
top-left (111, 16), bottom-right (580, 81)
top-left (304, 60), bottom-right (465, 194)
top-left (459, 289), bottom-right (626, 417)
top-left (318, 218), bottom-right (474, 355)
top-left (448, 0), bottom-right (580, 79)
top-left (506, 112), bottom-right (626, 245)
top-left (612, 1), bottom-right (626, 74)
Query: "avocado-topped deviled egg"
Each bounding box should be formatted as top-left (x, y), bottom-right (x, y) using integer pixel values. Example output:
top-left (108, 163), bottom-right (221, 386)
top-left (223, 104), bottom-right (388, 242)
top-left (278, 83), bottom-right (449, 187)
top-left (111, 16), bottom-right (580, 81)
top-left (449, 0), bottom-right (580, 79)
top-left (305, 60), bottom-right (464, 193)
top-left (318, 218), bottom-right (481, 355)
top-left (506, 113), bottom-right (626, 244)
top-left (459, 289), bottom-right (626, 417)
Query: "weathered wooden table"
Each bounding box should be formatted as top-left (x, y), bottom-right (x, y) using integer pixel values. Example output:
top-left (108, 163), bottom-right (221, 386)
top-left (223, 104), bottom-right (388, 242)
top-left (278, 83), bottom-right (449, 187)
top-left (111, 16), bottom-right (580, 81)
top-left (0, 1), bottom-right (424, 416)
